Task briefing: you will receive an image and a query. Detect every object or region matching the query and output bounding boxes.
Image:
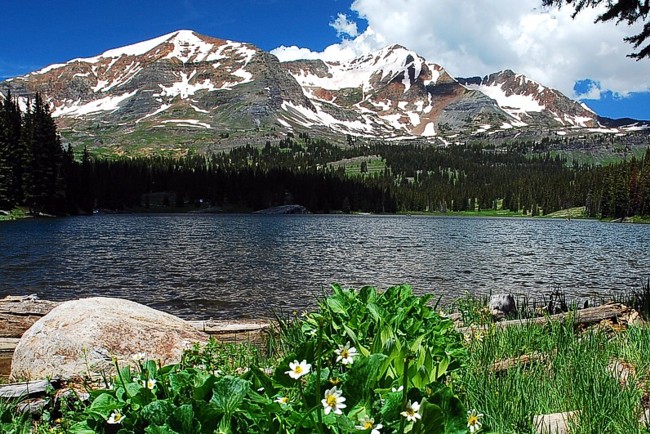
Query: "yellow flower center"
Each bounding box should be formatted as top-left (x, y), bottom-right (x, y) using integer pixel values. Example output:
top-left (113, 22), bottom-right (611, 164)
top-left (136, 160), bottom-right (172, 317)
top-left (468, 415), bottom-right (479, 425)
top-left (114, 413), bottom-right (123, 422)
top-left (294, 366), bottom-right (303, 374)
top-left (280, 397), bottom-right (288, 404)
top-left (405, 409), bottom-right (415, 417)
top-left (341, 349), bottom-right (349, 358)
top-left (326, 395), bottom-right (338, 407)
top-left (364, 421), bottom-right (374, 429)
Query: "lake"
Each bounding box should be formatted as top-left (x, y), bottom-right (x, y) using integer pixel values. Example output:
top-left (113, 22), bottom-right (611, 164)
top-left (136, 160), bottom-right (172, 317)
top-left (0, 214), bottom-right (648, 319)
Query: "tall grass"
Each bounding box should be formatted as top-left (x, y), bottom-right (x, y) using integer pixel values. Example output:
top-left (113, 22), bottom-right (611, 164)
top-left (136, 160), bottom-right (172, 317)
top-left (460, 317), bottom-right (647, 433)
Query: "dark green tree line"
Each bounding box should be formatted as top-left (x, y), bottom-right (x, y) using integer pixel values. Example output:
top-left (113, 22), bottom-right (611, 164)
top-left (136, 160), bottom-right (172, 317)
top-left (0, 91), bottom-right (71, 214)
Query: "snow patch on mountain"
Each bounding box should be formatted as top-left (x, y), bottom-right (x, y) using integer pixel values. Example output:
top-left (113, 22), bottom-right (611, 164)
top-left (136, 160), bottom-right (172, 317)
top-left (161, 119), bottom-right (212, 129)
top-left (52, 90), bottom-right (137, 117)
top-left (281, 101), bottom-right (375, 134)
top-left (290, 45), bottom-right (440, 95)
top-left (156, 71), bottom-right (217, 99)
top-left (465, 83), bottom-right (544, 116)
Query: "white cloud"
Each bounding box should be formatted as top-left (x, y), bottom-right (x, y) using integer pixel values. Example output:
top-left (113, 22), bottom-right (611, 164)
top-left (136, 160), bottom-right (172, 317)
top-left (271, 28), bottom-right (385, 63)
top-left (272, 0), bottom-right (650, 100)
top-left (329, 13), bottom-right (359, 38)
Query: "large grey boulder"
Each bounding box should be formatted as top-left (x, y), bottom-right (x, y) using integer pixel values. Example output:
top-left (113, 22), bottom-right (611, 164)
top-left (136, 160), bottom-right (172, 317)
top-left (11, 297), bottom-right (209, 381)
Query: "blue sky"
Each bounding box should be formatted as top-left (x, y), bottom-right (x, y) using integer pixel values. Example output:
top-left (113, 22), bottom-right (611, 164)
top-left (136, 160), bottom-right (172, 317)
top-left (2, 0), bottom-right (649, 120)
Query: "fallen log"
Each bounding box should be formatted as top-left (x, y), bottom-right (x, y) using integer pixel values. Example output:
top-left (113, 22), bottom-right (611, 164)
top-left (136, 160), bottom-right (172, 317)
top-left (0, 379), bottom-right (55, 399)
top-left (458, 303), bottom-right (640, 335)
top-left (0, 295), bottom-right (60, 338)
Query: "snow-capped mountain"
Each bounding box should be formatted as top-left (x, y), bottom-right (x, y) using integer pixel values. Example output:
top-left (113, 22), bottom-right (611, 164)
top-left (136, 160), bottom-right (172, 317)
top-left (3, 30), bottom-right (313, 146)
top-left (1, 30), bottom-right (637, 151)
top-left (457, 70), bottom-right (598, 129)
top-left (281, 44), bottom-right (508, 138)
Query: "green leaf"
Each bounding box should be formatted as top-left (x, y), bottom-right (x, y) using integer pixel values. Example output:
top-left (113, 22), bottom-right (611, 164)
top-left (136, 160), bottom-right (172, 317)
top-left (343, 324), bottom-right (371, 356)
top-left (88, 393), bottom-right (121, 419)
top-left (142, 400), bottom-right (175, 426)
top-left (168, 371), bottom-right (192, 395)
top-left (435, 356), bottom-right (451, 380)
top-left (326, 296), bottom-right (347, 315)
top-left (417, 400), bottom-right (445, 433)
top-left (192, 371), bottom-right (217, 401)
top-left (210, 376), bottom-right (250, 415)
top-left (125, 382), bottom-right (143, 399)
top-left (366, 302), bottom-right (382, 322)
top-left (344, 353), bottom-right (389, 406)
top-left (66, 421), bottom-right (96, 434)
top-left (193, 401), bottom-right (222, 434)
top-left (169, 404), bottom-right (198, 434)
top-left (380, 391), bottom-right (403, 420)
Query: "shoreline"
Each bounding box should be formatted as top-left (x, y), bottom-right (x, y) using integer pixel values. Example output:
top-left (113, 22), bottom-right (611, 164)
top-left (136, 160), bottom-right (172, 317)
top-left (3, 206), bottom-right (649, 223)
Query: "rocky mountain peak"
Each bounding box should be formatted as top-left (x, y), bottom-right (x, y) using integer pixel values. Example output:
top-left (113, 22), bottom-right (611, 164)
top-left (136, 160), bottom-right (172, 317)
top-left (1, 30), bottom-right (636, 151)
top-left (458, 69), bottom-right (599, 128)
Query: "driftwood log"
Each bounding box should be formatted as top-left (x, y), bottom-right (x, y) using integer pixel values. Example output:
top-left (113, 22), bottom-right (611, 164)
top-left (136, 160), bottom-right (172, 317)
top-left (458, 303), bottom-right (640, 335)
top-left (0, 295), bottom-right (60, 338)
top-left (0, 379), bottom-right (55, 399)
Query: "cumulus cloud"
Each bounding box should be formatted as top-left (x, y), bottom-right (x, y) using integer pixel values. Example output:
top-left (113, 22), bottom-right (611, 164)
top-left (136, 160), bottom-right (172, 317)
top-left (271, 28), bottom-right (385, 63)
top-left (273, 0), bottom-right (650, 100)
top-left (329, 13), bottom-right (359, 38)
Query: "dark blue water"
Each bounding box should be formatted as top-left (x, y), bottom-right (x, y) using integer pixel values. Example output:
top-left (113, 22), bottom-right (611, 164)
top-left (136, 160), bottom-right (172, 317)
top-left (1, 214), bottom-right (648, 319)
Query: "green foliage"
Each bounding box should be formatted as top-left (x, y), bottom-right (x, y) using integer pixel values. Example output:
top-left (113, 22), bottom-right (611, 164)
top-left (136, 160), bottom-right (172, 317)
top-left (2, 284), bottom-right (469, 433)
top-left (461, 319), bottom-right (646, 433)
top-left (0, 398), bottom-right (33, 434)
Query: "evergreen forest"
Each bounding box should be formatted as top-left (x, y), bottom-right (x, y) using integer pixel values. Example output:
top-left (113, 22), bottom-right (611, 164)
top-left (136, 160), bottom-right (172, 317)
top-left (1, 92), bottom-right (650, 219)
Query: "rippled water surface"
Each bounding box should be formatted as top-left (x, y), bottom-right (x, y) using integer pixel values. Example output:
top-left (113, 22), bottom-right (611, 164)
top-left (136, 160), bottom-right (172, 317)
top-left (1, 214), bottom-right (648, 319)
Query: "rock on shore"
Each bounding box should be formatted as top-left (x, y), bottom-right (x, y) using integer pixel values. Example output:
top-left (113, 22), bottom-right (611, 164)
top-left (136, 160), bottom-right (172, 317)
top-left (253, 204), bottom-right (310, 214)
top-left (11, 297), bottom-right (209, 381)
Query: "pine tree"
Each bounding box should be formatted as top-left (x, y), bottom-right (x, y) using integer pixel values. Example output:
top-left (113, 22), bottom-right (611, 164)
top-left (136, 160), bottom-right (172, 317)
top-left (0, 94), bottom-right (12, 208)
top-left (0, 91), bottom-right (23, 208)
top-left (22, 93), bottom-right (66, 215)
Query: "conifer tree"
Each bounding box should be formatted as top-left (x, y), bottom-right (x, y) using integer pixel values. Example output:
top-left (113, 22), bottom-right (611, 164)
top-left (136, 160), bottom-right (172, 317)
top-left (22, 93), bottom-right (66, 215)
top-left (0, 91), bottom-right (23, 208)
top-left (0, 94), bottom-right (11, 208)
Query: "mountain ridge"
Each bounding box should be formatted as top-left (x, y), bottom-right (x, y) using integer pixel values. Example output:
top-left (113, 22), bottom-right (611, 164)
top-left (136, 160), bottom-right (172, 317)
top-left (2, 29), bottom-right (648, 153)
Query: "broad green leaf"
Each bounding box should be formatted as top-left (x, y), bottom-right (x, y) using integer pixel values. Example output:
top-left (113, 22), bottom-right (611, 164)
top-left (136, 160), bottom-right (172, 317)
top-left (210, 376), bottom-right (250, 415)
top-left (435, 356), bottom-right (451, 380)
top-left (417, 400), bottom-right (445, 433)
top-left (193, 401), bottom-right (222, 434)
top-left (125, 382), bottom-right (142, 399)
top-left (326, 296), bottom-right (347, 314)
top-left (168, 372), bottom-right (192, 395)
top-left (88, 393), bottom-right (121, 419)
top-left (366, 302), bottom-right (382, 322)
top-left (408, 335), bottom-right (425, 353)
top-left (379, 390), bottom-right (403, 420)
top-left (192, 371), bottom-right (216, 401)
top-left (343, 353), bottom-right (388, 405)
top-left (342, 324), bottom-right (370, 356)
top-left (169, 404), bottom-right (197, 434)
top-left (142, 400), bottom-right (175, 426)
top-left (66, 421), bottom-right (96, 434)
